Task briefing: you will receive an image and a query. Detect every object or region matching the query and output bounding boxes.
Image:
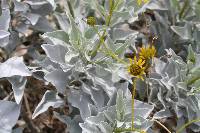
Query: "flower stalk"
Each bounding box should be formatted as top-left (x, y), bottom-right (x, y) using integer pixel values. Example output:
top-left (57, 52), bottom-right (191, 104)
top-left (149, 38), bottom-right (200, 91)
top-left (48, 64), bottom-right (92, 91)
top-left (132, 78), bottom-right (137, 130)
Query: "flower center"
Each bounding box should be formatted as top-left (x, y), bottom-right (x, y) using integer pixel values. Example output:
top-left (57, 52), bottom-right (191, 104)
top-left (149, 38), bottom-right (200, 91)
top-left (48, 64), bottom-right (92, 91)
top-left (129, 64), bottom-right (143, 76)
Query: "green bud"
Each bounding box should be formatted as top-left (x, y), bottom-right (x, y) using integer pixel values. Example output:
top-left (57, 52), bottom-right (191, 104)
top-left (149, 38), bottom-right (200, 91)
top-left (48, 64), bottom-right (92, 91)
top-left (87, 17), bottom-right (96, 26)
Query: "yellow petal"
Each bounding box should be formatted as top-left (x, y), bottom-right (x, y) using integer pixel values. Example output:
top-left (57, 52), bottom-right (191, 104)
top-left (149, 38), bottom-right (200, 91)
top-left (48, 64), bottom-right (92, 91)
top-left (137, 0), bottom-right (142, 5)
top-left (139, 76), bottom-right (144, 81)
top-left (141, 60), bottom-right (145, 66)
top-left (129, 58), bottom-right (132, 64)
top-left (134, 56), bottom-right (137, 63)
top-left (138, 59), bottom-right (143, 64)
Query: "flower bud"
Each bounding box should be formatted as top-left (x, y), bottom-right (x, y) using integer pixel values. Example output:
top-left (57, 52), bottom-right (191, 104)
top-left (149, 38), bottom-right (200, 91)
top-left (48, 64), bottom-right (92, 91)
top-left (87, 16), bottom-right (96, 26)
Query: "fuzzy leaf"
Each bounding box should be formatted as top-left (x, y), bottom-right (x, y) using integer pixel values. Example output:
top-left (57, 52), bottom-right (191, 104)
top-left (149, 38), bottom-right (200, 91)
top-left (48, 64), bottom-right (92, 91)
top-left (25, 0), bottom-right (54, 16)
top-left (116, 90), bottom-right (125, 121)
top-left (32, 90), bottom-right (64, 119)
top-left (68, 14), bottom-right (82, 44)
top-left (187, 44), bottom-right (195, 63)
top-left (0, 100), bottom-right (21, 132)
top-left (0, 30), bottom-right (10, 47)
top-left (42, 30), bottom-right (70, 45)
top-left (33, 17), bottom-right (53, 32)
top-left (54, 112), bottom-right (82, 133)
top-left (13, 0), bottom-right (29, 12)
top-left (68, 91), bottom-right (92, 120)
top-left (54, 13), bottom-right (70, 32)
top-left (153, 109), bottom-right (173, 119)
top-left (46, 0), bottom-right (56, 10)
top-left (171, 23), bottom-right (192, 40)
top-left (0, 57), bottom-right (32, 78)
top-left (126, 99), bottom-right (154, 119)
top-left (7, 76), bottom-right (27, 104)
top-left (44, 69), bottom-right (71, 93)
top-left (42, 44), bottom-right (68, 64)
top-left (0, 9), bottom-right (10, 31)
top-left (22, 13), bottom-right (40, 25)
top-left (12, 127), bottom-right (24, 133)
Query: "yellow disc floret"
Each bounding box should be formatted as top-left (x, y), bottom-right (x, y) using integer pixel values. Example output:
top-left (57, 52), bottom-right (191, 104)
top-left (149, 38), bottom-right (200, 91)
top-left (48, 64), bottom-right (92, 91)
top-left (137, 0), bottom-right (149, 5)
top-left (128, 56), bottom-right (146, 80)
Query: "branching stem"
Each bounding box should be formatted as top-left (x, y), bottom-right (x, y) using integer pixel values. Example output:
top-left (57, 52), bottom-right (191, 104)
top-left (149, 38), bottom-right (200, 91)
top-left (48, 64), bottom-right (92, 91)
top-left (90, 0), bottom-right (119, 57)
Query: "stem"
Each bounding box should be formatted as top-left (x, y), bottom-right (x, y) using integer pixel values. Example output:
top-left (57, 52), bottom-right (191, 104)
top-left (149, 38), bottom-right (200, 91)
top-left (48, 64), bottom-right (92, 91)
top-left (113, 127), bottom-right (144, 133)
top-left (182, 6), bottom-right (191, 19)
top-left (102, 42), bottom-right (126, 64)
top-left (93, 27), bottom-right (127, 64)
top-left (67, 0), bottom-right (75, 18)
top-left (23, 93), bottom-right (40, 132)
top-left (146, 77), bottom-right (149, 102)
top-left (107, 0), bottom-right (114, 25)
top-left (179, 0), bottom-right (189, 19)
top-left (90, 0), bottom-right (118, 57)
top-left (176, 118), bottom-right (200, 133)
top-left (24, 93), bottom-right (32, 118)
top-left (113, 79), bottom-right (145, 132)
top-left (132, 79), bottom-right (137, 130)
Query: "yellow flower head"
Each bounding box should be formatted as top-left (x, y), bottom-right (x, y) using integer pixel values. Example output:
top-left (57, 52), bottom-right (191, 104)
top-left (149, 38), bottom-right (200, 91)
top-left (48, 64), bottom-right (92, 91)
top-left (137, 0), bottom-right (149, 5)
top-left (139, 45), bottom-right (156, 60)
top-left (86, 16), bottom-right (96, 26)
top-left (128, 56), bottom-right (146, 80)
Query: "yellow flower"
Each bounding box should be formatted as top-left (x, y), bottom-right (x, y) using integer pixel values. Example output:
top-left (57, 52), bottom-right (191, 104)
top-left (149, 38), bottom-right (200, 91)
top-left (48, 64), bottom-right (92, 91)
top-left (139, 45), bottom-right (156, 60)
top-left (86, 16), bottom-right (96, 26)
top-left (128, 56), bottom-right (146, 80)
top-left (137, 0), bottom-right (149, 5)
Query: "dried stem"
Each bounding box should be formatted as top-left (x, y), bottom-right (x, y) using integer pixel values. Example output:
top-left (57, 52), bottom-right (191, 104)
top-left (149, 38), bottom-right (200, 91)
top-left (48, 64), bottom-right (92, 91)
top-left (24, 93), bottom-right (32, 118)
top-left (153, 119), bottom-right (172, 133)
top-left (22, 93), bottom-right (40, 132)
